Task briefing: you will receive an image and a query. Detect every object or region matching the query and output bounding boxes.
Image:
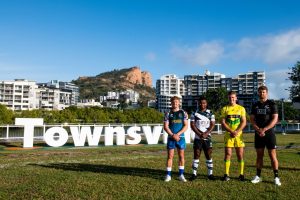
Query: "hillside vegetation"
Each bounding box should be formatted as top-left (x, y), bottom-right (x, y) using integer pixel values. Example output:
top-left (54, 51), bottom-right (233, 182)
top-left (72, 67), bottom-right (155, 103)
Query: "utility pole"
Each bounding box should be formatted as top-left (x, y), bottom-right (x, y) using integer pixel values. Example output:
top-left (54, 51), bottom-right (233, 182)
top-left (281, 98), bottom-right (286, 135)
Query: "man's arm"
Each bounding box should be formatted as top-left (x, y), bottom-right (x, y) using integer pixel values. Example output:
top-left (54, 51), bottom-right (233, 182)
top-left (221, 118), bottom-right (234, 134)
top-left (262, 113), bottom-right (278, 133)
top-left (191, 121), bottom-right (203, 138)
top-left (232, 115), bottom-right (246, 137)
top-left (203, 120), bottom-right (215, 138)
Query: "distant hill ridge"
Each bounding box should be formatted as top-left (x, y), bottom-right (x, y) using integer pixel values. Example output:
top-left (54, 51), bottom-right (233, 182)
top-left (73, 66), bottom-right (155, 101)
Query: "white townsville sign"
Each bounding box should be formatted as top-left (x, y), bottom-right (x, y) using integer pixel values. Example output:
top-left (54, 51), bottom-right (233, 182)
top-left (15, 118), bottom-right (192, 148)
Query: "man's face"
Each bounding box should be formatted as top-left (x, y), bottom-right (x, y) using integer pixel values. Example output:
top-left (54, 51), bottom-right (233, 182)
top-left (228, 94), bottom-right (237, 105)
top-left (171, 99), bottom-right (180, 110)
top-left (258, 89), bottom-right (268, 100)
top-left (199, 100), bottom-right (207, 110)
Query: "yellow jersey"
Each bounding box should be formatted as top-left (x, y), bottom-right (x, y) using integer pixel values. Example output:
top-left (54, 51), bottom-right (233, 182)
top-left (221, 104), bottom-right (246, 135)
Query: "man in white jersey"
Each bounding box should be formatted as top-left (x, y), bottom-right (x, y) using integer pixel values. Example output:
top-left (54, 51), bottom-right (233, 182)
top-left (190, 96), bottom-right (216, 181)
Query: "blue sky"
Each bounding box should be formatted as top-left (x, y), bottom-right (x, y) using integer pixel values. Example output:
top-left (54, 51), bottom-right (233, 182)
top-left (1, 0), bottom-right (300, 100)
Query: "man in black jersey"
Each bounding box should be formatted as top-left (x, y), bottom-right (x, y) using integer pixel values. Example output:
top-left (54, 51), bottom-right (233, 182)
top-left (250, 86), bottom-right (281, 186)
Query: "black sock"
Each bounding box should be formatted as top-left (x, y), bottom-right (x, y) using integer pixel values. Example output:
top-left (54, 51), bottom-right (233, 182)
top-left (256, 169), bottom-right (262, 177)
top-left (274, 170), bottom-right (279, 178)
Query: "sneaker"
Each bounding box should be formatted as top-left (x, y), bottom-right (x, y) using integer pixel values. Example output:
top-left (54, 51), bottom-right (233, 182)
top-left (238, 174), bottom-right (245, 181)
top-left (222, 174), bottom-right (230, 181)
top-left (274, 177), bottom-right (281, 186)
top-left (208, 174), bottom-right (215, 180)
top-left (189, 174), bottom-right (197, 181)
top-left (251, 175), bottom-right (262, 184)
top-left (164, 175), bottom-right (171, 182)
top-left (178, 175), bottom-right (187, 182)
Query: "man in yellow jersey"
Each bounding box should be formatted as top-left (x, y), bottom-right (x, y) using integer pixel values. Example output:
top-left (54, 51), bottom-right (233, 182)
top-left (221, 91), bottom-right (247, 181)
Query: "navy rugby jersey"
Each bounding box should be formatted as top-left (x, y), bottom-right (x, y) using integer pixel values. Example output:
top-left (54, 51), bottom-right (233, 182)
top-left (164, 109), bottom-right (188, 137)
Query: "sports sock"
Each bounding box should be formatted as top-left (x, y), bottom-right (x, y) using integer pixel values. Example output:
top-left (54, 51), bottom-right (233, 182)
top-left (224, 160), bottom-right (230, 175)
top-left (166, 167), bottom-right (172, 176)
top-left (274, 170), bottom-right (279, 178)
top-left (179, 166), bottom-right (184, 176)
top-left (206, 159), bottom-right (213, 175)
top-left (238, 159), bottom-right (244, 175)
top-left (192, 159), bottom-right (199, 175)
top-left (256, 168), bottom-right (262, 177)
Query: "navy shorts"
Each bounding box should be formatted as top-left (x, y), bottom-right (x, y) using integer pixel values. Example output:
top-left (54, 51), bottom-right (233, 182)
top-left (167, 137), bottom-right (186, 150)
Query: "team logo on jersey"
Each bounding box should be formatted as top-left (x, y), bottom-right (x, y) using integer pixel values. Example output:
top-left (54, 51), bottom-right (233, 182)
top-left (178, 112), bottom-right (183, 118)
top-left (257, 109), bottom-right (266, 114)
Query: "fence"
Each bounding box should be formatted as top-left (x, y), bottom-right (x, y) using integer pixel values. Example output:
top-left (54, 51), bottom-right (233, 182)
top-left (0, 122), bottom-right (299, 141)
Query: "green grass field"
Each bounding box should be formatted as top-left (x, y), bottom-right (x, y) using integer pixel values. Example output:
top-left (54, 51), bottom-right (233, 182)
top-left (0, 133), bottom-right (299, 200)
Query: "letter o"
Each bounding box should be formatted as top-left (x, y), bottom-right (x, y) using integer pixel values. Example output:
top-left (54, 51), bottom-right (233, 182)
top-left (44, 127), bottom-right (69, 147)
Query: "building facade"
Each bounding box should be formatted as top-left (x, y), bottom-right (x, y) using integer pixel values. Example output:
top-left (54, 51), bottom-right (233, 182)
top-left (0, 79), bottom-right (79, 111)
top-left (156, 71), bottom-right (266, 113)
top-left (0, 79), bottom-right (38, 111)
top-left (156, 74), bottom-right (184, 112)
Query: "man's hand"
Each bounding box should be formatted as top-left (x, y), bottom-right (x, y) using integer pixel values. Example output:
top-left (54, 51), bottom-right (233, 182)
top-left (257, 128), bottom-right (266, 137)
top-left (172, 134), bottom-right (180, 142)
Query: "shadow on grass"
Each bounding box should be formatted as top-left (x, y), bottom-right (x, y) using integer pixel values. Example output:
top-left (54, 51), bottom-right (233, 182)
top-left (29, 163), bottom-right (167, 180)
top-left (285, 143), bottom-right (295, 149)
top-left (247, 164), bottom-right (300, 171)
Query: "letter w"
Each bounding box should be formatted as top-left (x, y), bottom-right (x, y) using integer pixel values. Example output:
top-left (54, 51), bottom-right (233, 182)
top-left (70, 126), bottom-right (103, 147)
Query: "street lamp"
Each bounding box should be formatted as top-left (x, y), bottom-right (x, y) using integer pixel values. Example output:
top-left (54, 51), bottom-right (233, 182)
top-left (281, 98), bottom-right (284, 121)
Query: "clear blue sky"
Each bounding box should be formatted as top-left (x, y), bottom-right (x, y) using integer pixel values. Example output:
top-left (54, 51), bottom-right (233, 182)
top-left (1, 0), bottom-right (300, 99)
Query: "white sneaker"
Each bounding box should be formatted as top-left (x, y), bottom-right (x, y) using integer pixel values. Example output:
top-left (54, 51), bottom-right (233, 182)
top-left (178, 175), bottom-right (187, 182)
top-left (274, 177), bottom-right (281, 186)
top-left (164, 175), bottom-right (171, 182)
top-left (251, 175), bottom-right (262, 184)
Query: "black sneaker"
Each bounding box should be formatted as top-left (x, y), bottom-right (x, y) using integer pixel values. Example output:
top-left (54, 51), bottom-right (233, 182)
top-left (189, 174), bottom-right (197, 181)
top-left (208, 175), bottom-right (215, 180)
top-left (239, 174), bottom-right (245, 181)
top-left (222, 174), bottom-right (230, 181)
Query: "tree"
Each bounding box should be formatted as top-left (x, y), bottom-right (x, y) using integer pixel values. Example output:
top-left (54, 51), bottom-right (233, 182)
top-left (288, 61), bottom-right (300, 102)
top-left (0, 104), bottom-right (14, 125)
top-left (204, 87), bottom-right (228, 112)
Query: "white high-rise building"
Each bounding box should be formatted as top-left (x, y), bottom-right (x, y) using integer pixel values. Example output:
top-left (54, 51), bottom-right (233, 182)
top-left (0, 79), bottom-right (38, 111)
top-left (0, 79), bottom-right (79, 111)
top-left (156, 74), bottom-right (184, 112)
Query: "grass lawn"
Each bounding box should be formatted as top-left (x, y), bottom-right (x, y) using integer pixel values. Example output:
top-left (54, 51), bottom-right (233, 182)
top-left (0, 133), bottom-right (299, 199)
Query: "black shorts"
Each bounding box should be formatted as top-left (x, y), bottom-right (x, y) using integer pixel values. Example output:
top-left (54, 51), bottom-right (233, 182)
top-left (254, 129), bottom-right (277, 149)
top-left (193, 137), bottom-right (213, 151)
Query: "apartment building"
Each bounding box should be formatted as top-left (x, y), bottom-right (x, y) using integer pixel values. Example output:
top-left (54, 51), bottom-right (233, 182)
top-left (156, 74), bottom-right (184, 112)
top-left (46, 80), bottom-right (79, 105)
top-left (182, 71), bottom-right (225, 111)
top-left (0, 79), bottom-right (79, 111)
top-left (0, 79), bottom-right (38, 111)
top-left (156, 71), bottom-right (266, 113)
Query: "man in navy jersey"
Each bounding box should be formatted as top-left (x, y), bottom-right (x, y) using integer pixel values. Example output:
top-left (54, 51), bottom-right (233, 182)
top-left (190, 96), bottom-right (215, 181)
top-left (164, 96), bottom-right (188, 182)
top-left (250, 86), bottom-right (281, 186)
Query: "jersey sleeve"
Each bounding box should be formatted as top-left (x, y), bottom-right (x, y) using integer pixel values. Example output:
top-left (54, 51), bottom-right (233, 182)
top-left (211, 113), bottom-right (216, 122)
top-left (190, 112), bottom-right (195, 122)
top-left (220, 106), bottom-right (227, 119)
top-left (163, 112), bottom-right (169, 122)
top-left (183, 110), bottom-right (188, 120)
top-left (241, 106), bottom-right (246, 117)
top-left (270, 101), bottom-right (278, 114)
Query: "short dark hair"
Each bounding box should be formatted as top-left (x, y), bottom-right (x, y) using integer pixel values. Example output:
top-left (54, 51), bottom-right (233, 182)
top-left (198, 96), bottom-right (207, 101)
top-left (258, 85), bottom-right (268, 92)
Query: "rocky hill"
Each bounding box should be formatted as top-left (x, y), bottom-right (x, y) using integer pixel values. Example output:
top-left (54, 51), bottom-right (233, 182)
top-left (72, 66), bottom-right (155, 102)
